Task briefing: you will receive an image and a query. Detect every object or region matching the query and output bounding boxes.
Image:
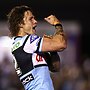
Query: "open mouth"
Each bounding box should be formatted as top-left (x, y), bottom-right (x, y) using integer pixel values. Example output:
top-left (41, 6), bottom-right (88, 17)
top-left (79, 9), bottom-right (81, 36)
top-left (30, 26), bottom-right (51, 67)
top-left (33, 25), bottom-right (37, 30)
top-left (32, 26), bottom-right (37, 33)
top-left (33, 27), bottom-right (35, 30)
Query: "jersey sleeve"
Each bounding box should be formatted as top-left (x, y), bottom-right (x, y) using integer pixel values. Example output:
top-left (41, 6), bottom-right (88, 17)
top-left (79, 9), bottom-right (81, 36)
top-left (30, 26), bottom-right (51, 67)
top-left (23, 34), bottom-right (43, 53)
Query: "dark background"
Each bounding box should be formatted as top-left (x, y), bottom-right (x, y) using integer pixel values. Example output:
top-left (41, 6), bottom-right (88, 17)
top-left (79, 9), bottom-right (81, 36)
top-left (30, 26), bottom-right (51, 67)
top-left (0, 0), bottom-right (89, 57)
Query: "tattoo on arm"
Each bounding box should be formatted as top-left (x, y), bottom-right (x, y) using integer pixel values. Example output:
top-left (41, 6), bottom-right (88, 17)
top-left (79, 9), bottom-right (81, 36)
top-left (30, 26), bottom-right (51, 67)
top-left (54, 24), bottom-right (64, 35)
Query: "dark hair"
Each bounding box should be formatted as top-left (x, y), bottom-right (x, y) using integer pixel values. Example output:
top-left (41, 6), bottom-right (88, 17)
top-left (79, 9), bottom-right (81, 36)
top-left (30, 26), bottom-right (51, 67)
top-left (7, 5), bottom-right (32, 36)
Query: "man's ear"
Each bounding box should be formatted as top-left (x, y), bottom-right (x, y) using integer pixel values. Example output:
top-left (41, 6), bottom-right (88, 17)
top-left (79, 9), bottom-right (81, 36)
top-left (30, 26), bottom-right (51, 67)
top-left (19, 23), bottom-right (23, 28)
top-left (19, 19), bottom-right (25, 28)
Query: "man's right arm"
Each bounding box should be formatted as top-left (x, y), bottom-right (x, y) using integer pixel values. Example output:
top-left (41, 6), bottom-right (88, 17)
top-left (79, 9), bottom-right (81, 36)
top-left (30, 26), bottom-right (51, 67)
top-left (41, 15), bottom-right (67, 52)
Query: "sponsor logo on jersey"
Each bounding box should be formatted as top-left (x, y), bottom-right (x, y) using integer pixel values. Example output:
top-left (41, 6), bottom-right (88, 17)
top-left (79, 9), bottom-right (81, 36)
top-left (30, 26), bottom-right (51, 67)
top-left (12, 41), bottom-right (21, 51)
top-left (16, 68), bottom-right (22, 76)
top-left (32, 53), bottom-right (47, 66)
top-left (21, 74), bottom-right (34, 85)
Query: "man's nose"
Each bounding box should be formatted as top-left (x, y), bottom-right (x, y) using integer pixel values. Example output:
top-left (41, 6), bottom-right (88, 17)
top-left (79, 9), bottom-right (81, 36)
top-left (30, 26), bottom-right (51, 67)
top-left (34, 19), bottom-right (37, 24)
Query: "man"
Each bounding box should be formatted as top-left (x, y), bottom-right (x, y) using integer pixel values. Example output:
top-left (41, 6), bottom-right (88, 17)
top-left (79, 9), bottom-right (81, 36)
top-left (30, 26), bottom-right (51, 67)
top-left (7, 5), bottom-right (67, 90)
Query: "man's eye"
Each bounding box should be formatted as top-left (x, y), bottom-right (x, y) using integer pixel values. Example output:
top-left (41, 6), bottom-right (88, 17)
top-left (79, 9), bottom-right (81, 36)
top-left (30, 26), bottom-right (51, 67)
top-left (29, 18), bottom-right (32, 20)
top-left (29, 17), bottom-right (32, 20)
top-left (30, 16), bottom-right (34, 20)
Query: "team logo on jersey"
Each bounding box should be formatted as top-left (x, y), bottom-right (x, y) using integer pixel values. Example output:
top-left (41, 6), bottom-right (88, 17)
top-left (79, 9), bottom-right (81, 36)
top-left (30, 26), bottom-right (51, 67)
top-left (30, 35), bottom-right (39, 43)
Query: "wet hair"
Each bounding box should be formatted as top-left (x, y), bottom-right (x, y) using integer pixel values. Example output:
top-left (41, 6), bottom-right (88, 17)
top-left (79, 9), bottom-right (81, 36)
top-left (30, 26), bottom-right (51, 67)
top-left (7, 5), bottom-right (32, 36)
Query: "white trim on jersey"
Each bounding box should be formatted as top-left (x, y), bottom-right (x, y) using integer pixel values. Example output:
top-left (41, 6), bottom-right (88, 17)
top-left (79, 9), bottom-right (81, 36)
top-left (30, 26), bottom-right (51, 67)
top-left (39, 38), bottom-right (43, 52)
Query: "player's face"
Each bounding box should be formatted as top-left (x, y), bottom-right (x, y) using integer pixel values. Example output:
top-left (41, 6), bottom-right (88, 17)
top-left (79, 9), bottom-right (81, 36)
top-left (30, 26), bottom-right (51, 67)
top-left (22, 10), bottom-right (37, 34)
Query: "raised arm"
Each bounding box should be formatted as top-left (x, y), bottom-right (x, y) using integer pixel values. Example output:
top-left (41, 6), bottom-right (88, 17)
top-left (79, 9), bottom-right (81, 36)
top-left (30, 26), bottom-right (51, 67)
top-left (41, 15), bottom-right (67, 52)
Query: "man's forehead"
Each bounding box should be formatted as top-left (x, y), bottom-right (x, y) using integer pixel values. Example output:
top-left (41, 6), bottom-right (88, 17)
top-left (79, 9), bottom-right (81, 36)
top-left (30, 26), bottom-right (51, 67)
top-left (24, 10), bottom-right (33, 16)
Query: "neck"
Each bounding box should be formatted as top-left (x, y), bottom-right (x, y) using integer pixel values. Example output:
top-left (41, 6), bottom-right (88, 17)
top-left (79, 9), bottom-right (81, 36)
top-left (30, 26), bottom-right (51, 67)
top-left (17, 28), bottom-right (35, 36)
top-left (17, 30), bottom-right (27, 36)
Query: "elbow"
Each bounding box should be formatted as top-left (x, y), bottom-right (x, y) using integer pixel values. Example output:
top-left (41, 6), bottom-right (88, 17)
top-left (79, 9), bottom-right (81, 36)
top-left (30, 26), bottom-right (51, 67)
top-left (58, 40), bottom-right (67, 51)
top-left (62, 41), bottom-right (67, 49)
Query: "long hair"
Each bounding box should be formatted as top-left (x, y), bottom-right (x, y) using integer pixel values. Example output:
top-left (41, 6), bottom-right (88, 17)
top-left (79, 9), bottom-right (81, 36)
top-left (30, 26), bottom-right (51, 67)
top-left (7, 5), bottom-right (32, 36)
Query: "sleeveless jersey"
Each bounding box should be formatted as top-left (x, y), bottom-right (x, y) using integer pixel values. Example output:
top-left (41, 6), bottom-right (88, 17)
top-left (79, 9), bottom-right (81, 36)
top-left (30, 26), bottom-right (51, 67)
top-left (11, 34), bottom-right (54, 90)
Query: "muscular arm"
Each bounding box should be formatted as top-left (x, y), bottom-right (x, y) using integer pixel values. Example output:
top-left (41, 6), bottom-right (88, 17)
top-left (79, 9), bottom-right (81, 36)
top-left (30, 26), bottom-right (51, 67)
top-left (41, 15), bottom-right (67, 52)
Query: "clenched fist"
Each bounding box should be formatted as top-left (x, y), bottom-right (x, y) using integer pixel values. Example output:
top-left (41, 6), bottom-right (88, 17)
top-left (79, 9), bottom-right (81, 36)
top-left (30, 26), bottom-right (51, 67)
top-left (44, 15), bottom-right (61, 25)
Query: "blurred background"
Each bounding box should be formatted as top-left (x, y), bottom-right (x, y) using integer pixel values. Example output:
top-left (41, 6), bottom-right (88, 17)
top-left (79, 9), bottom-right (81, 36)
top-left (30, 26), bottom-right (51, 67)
top-left (0, 0), bottom-right (90, 90)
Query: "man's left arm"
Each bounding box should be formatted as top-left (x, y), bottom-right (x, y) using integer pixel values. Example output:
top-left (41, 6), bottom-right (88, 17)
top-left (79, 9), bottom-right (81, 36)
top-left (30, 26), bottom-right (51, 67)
top-left (47, 52), bottom-right (60, 72)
